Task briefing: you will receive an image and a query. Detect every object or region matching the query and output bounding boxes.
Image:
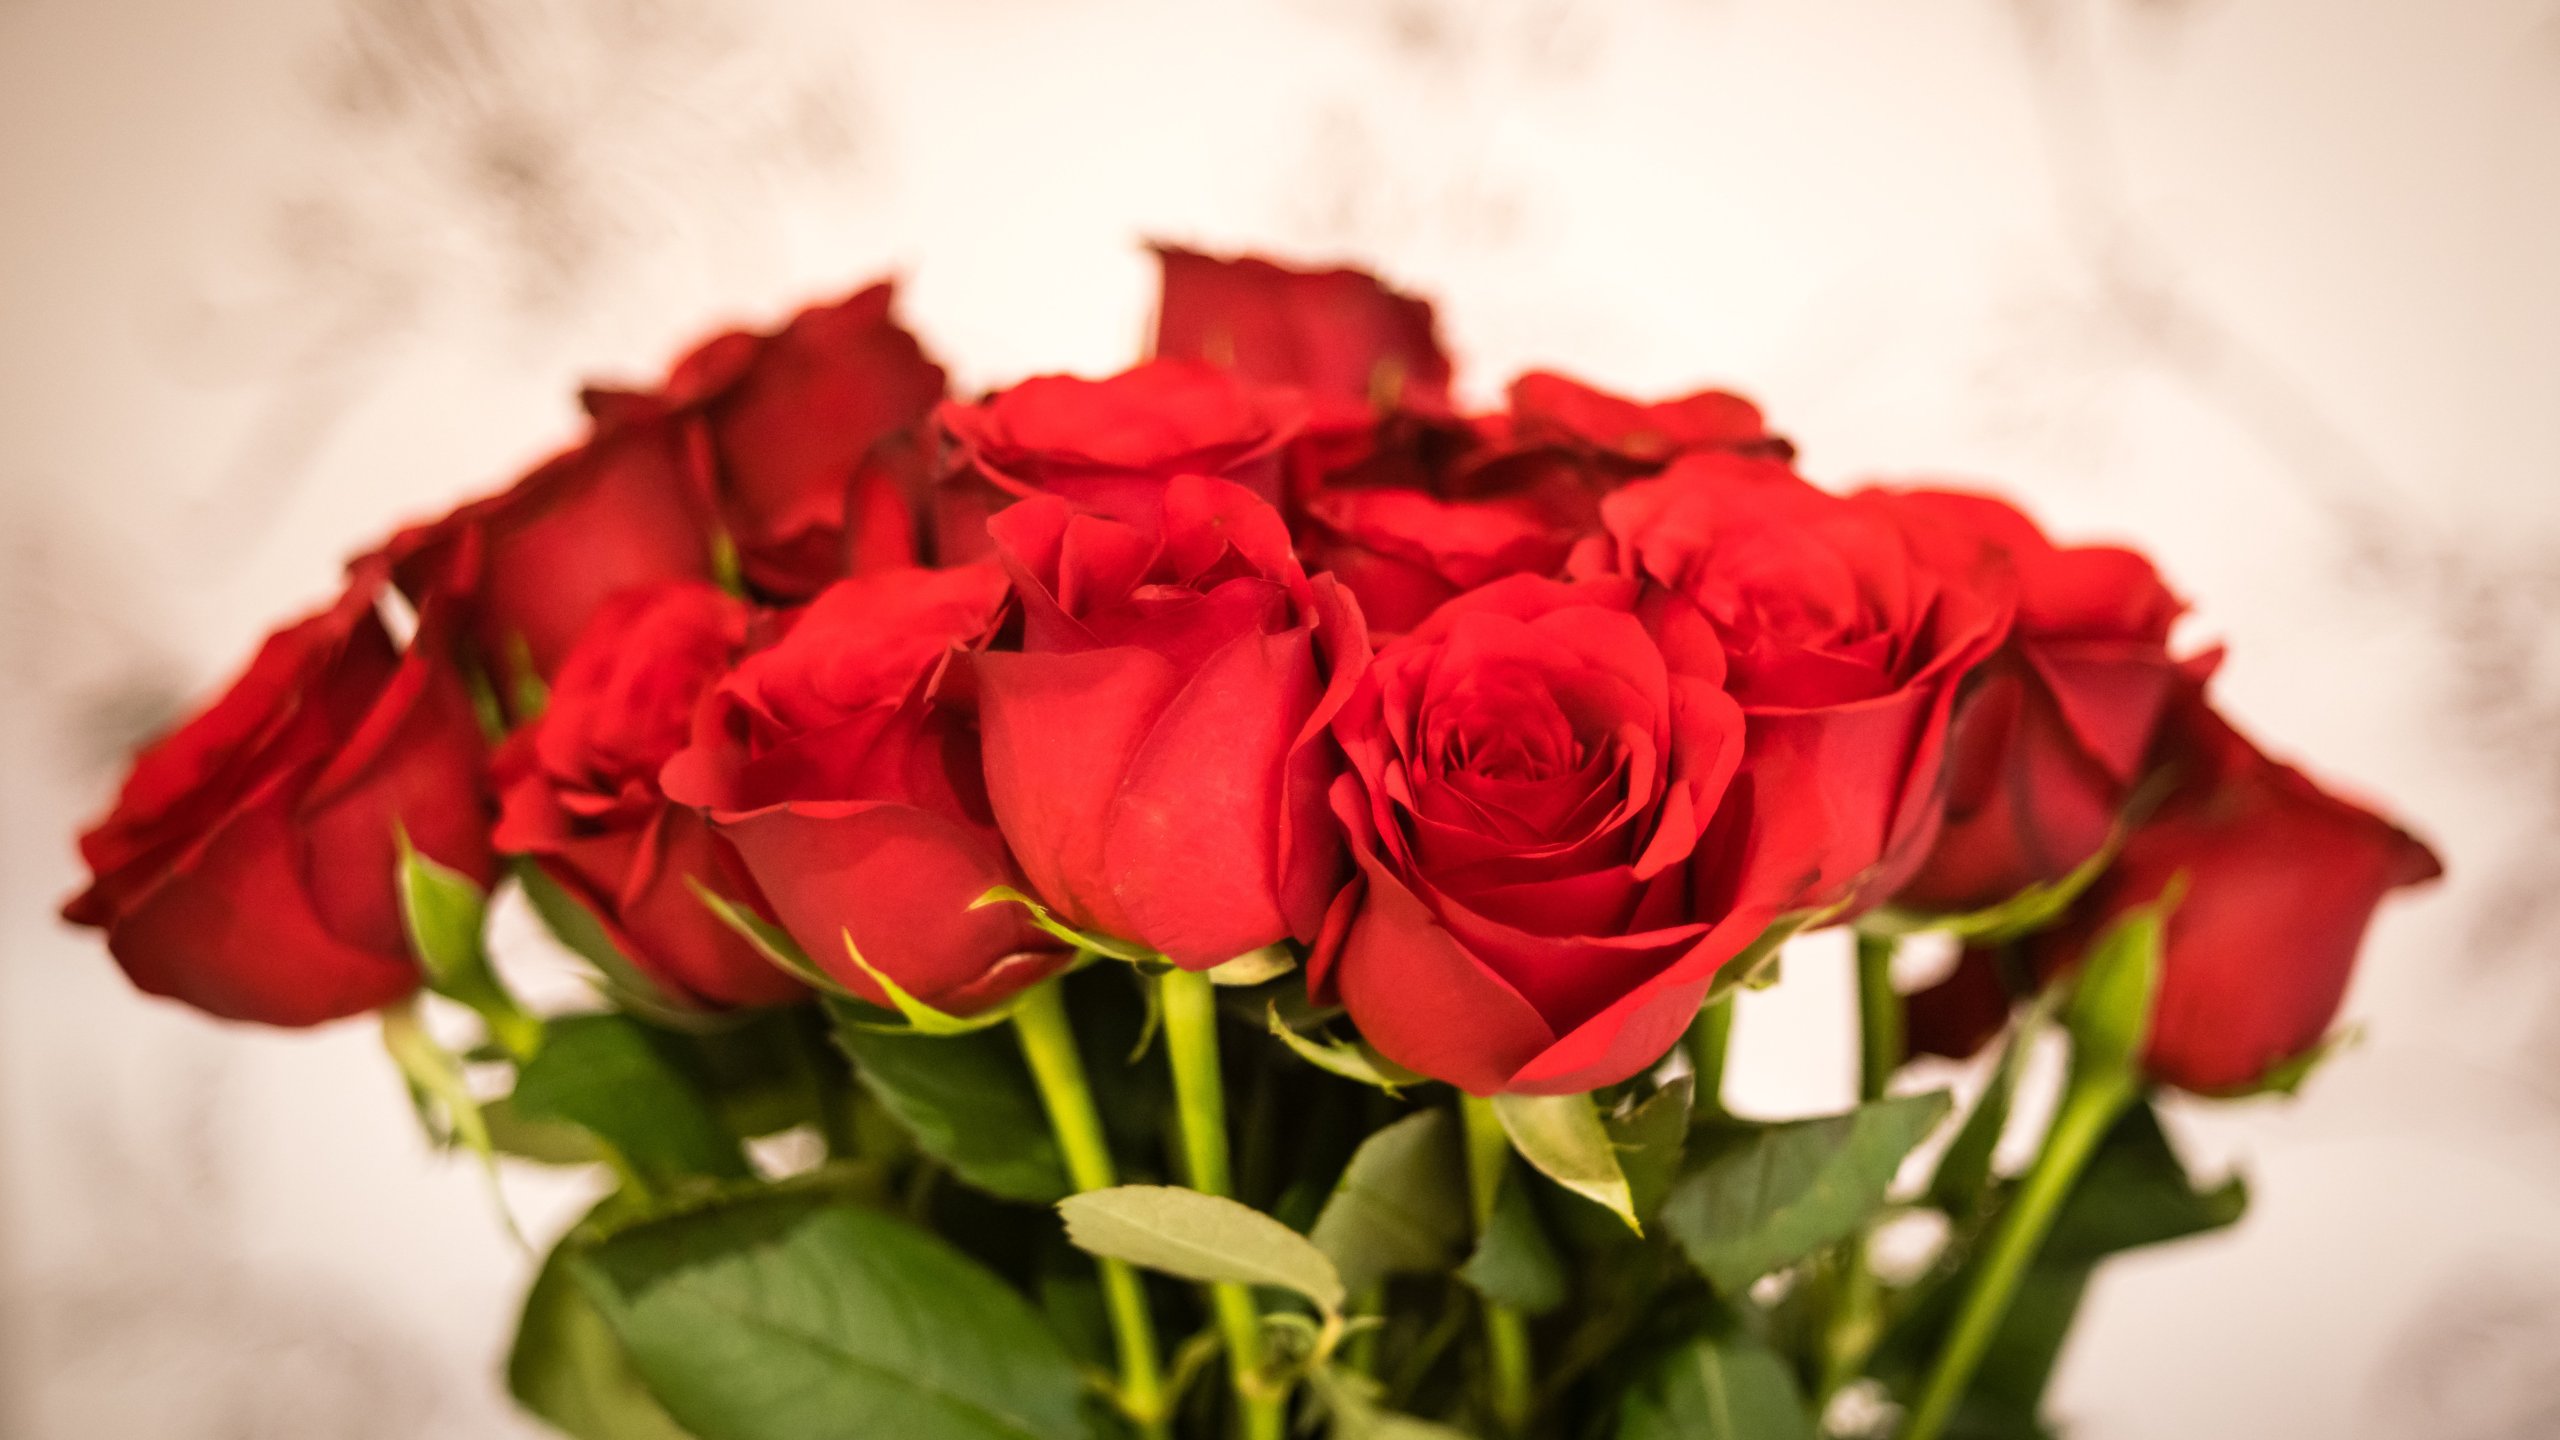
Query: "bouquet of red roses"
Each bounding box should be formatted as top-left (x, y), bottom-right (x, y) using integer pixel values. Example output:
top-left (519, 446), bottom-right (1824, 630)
top-left (63, 249), bottom-right (2438, 1440)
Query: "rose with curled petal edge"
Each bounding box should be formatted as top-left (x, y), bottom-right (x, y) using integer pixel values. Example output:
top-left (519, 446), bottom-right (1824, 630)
top-left (2025, 678), bottom-right (2443, 1093)
top-left (931, 358), bottom-right (1302, 565)
top-left (63, 563), bottom-right (493, 1026)
top-left (1879, 488), bottom-right (2190, 916)
top-left (491, 581), bottom-right (802, 1012)
top-left (971, 474), bottom-right (1370, 971)
top-left (660, 562), bottom-right (1069, 1016)
top-left (1573, 453), bottom-right (2017, 919)
top-left (1310, 573), bottom-right (1786, 1096)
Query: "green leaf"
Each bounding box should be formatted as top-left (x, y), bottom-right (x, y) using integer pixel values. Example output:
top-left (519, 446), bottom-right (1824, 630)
top-left (1930, 992), bottom-right (2056, 1217)
top-left (483, 1095), bottom-right (610, 1167)
top-left (510, 1228), bottom-right (695, 1440)
top-left (1267, 1001), bottom-right (1426, 1094)
top-left (397, 836), bottom-right (541, 1058)
top-left (1613, 1328), bottom-right (1819, 1440)
top-left (1490, 1092), bottom-right (1640, 1234)
top-left (1058, 1185), bottom-right (1346, 1315)
top-left (972, 885), bottom-right (1154, 964)
top-left (509, 1014), bottom-right (749, 1188)
top-left (827, 999), bottom-right (1069, 1204)
top-left (1608, 1077), bottom-right (1693, 1222)
top-left (2039, 1101), bottom-right (2247, 1265)
top-left (1661, 1091), bottom-right (1951, 1293)
top-left (2066, 900), bottom-right (2167, 1079)
top-left (576, 1197), bottom-right (1088, 1440)
top-left (1458, 1170), bottom-right (1565, 1316)
top-left (1311, 1110), bottom-right (1470, 1293)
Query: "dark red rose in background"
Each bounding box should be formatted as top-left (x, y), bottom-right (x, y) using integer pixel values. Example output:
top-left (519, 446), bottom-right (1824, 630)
top-left (973, 475), bottom-right (1368, 969)
top-left (662, 564), bottom-right (1064, 1014)
top-left (1577, 455), bottom-right (2014, 916)
top-left (1151, 245), bottom-right (1454, 427)
top-left (63, 568), bottom-right (493, 1025)
top-left (1884, 490), bottom-right (2187, 914)
top-left (2029, 687), bottom-right (2442, 1092)
top-left (1486, 371), bottom-right (1783, 473)
top-left (933, 359), bottom-right (1302, 562)
top-left (582, 280), bottom-right (947, 598)
top-left (1314, 575), bottom-right (1777, 1095)
top-left (383, 414), bottom-right (720, 698)
top-left (491, 582), bottom-right (801, 1011)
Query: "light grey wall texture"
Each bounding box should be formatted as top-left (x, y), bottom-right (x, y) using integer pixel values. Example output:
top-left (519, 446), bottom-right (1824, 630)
top-left (2, 1), bottom-right (2555, 1436)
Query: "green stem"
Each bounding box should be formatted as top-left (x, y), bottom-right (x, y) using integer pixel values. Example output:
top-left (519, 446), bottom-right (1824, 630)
top-left (1159, 967), bottom-right (1283, 1440)
top-left (1688, 993), bottom-right (1737, 1116)
top-left (1820, 933), bottom-right (1905, 1401)
top-left (1855, 931), bottom-right (1902, 1103)
top-left (1013, 981), bottom-right (1170, 1439)
top-left (1900, 1068), bottom-right (2136, 1440)
top-left (1458, 1094), bottom-right (1533, 1436)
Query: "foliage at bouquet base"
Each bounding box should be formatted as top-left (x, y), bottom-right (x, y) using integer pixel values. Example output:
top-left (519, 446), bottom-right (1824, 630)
top-left (63, 245), bottom-right (2441, 1439)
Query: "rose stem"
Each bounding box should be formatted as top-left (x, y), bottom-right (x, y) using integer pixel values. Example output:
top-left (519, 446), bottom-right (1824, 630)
top-left (1012, 978), bottom-right (1171, 1440)
top-left (1900, 1063), bottom-right (2136, 1440)
top-left (1457, 1093), bottom-right (1534, 1436)
top-left (1821, 933), bottom-right (1905, 1397)
top-left (1158, 965), bottom-right (1284, 1440)
top-left (1687, 993), bottom-right (1737, 1116)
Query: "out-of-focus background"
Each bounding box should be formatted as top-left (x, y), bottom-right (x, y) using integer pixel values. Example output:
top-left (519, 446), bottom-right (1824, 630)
top-left (3, 0), bottom-right (2556, 1435)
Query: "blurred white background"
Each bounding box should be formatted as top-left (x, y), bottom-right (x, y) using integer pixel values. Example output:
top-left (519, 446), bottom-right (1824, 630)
top-left (4, 0), bottom-right (2557, 1435)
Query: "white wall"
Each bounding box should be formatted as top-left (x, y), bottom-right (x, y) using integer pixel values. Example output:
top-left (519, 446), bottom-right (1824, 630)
top-left (3, 1), bottom-right (2556, 1435)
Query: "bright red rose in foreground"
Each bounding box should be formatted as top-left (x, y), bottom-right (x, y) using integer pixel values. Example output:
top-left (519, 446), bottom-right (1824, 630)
top-left (1578, 455), bottom-right (2014, 915)
top-left (933, 359), bottom-right (1302, 563)
top-left (1151, 245), bottom-right (1454, 427)
top-left (1884, 490), bottom-right (2187, 914)
top-left (661, 564), bottom-right (1065, 1014)
top-left (63, 568), bottom-right (493, 1025)
top-left (1314, 575), bottom-right (1778, 1095)
top-left (582, 280), bottom-right (947, 598)
top-left (2031, 688), bottom-right (2442, 1092)
top-left (492, 583), bottom-right (801, 1011)
top-left (973, 476), bottom-right (1369, 969)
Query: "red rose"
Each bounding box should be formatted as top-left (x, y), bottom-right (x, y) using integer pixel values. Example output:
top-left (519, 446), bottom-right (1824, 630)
top-left (491, 583), bottom-right (801, 1010)
top-left (1490, 371), bottom-right (1783, 470)
top-left (1577, 455), bottom-right (2014, 915)
top-left (661, 564), bottom-right (1065, 1014)
top-left (932, 359), bottom-right (1302, 562)
top-left (63, 568), bottom-right (493, 1025)
top-left (972, 476), bottom-right (1369, 968)
top-left (2031, 688), bottom-right (2442, 1092)
top-left (1313, 575), bottom-right (1776, 1095)
top-left (384, 414), bottom-right (721, 696)
top-left (583, 280), bottom-right (947, 598)
top-left (1150, 245), bottom-right (1454, 427)
top-left (1297, 485), bottom-right (1583, 635)
top-left (1883, 490), bottom-right (2187, 914)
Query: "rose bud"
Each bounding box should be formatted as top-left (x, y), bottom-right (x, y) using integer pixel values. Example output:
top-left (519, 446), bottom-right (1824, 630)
top-left (1881, 490), bottom-right (2188, 915)
top-left (2029, 687), bottom-right (2442, 1093)
top-left (491, 582), bottom-right (802, 1010)
top-left (63, 567), bottom-right (494, 1026)
top-left (1575, 454), bottom-right (2015, 917)
top-left (661, 564), bottom-right (1067, 1015)
top-left (581, 280), bottom-right (947, 599)
top-left (381, 412), bottom-right (721, 700)
top-left (1314, 575), bottom-right (1780, 1095)
top-left (931, 359), bottom-right (1302, 563)
top-left (1150, 245), bottom-right (1455, 428)
top-left (972, 475), bottom-right (1370, 968)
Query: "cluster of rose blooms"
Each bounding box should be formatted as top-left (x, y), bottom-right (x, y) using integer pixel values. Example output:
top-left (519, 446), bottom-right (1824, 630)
top-left (64, 247), bottom-right (2439, 1101)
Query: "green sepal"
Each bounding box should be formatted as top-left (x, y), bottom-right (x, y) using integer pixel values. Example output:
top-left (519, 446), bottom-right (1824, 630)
top-left (2065, 898), bottom-right (2172, 1081)
top-left (1268, 1001), bottom-right (1427, 1094)
top-left (972, 884), bottom-right (1155, 964)
top-left (684, 879), bottom-right (852, 999)
top-left (395, 832), bottom-right (541, 1060)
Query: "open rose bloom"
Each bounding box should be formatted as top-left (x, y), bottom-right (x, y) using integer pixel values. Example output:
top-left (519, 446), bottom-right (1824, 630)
top-left (62, 251), bottom-right (2441, 1440)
